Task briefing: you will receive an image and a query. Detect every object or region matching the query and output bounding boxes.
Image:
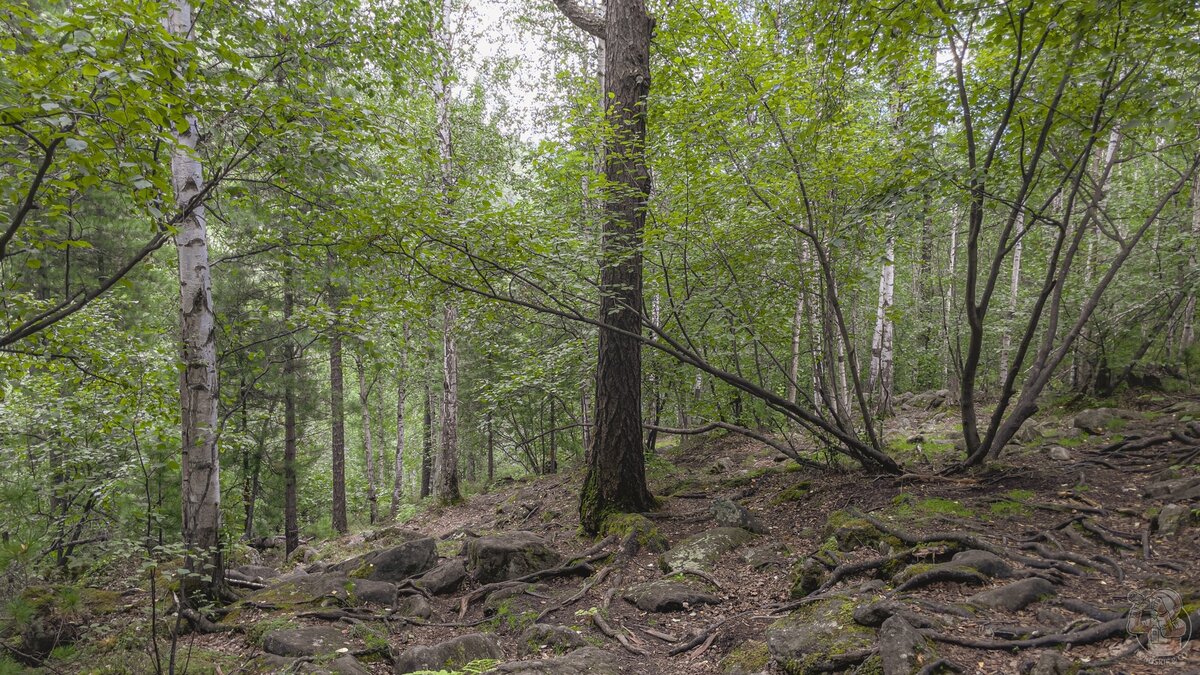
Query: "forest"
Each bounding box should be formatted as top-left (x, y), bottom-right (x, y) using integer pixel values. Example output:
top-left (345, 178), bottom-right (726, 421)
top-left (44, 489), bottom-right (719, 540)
top-left (2, 0), bottom-right (1200, 673)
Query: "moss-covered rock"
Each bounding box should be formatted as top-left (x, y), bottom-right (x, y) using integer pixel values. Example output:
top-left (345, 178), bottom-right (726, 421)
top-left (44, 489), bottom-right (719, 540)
top-left (789, 557), bottom-right (828, 598)
top-left (721, 640), bottom-right (770, 674)
top-left (600, 513), bottom-right (669, 554)
top-left (822, 511), bottom-right (883, 551)
top-left (766, 595), bottom-right (878, 674)
top-left (770, 481), bottom-right (813, 505)
top-left (393, 633), bottom-right (503, 673)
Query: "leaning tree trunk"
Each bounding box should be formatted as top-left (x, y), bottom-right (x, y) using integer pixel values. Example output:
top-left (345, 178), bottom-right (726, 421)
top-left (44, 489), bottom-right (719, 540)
top-left (556, 0), bottom-right (657, 533)
top-left (166, 0), bottom-right (223, 597)
top-left (356, 355), bottom-right (378, 524)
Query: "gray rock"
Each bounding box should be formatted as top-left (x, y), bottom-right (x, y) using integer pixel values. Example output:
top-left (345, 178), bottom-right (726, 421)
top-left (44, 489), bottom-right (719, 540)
top-left (1157, 503), bottom-right (1191, 535)
top-left (852, 599), bottom-right (938, 629)
top-left (416, 558), bottom-right (467, 595)
top-left (660, 527), bottom-right (756, 572)
top-left (1047, 446), bottom-right (1071, 461)
top-left (879, 614), bottom-right (930, 675)
top-left (967, 577), bottom-right (1056, 612)
top-left (518, 624), bottom-right (588, 654)
top-left (393, 633), bottom-right (503, 674)
top-left (230, 565), bottom-right (279, 582)
top-left (712, 498), bottom-right (768, 534)
top-left (622, 579), bottom-right (721, 612)
top-left (349, 578), bottom-right (397, 605)
top-left (892, 550), bottom-right (1011, 589)
top-left (244, 573), bottom-right (388, 607)
top-left (333, 530), bottom-right (438, 582)
top-left (905, 389), bottom-right (948, 410)
top-left (1144, 476), bottom-right (1200, 501)
top-left (1165, 400), bottom-right (1200, 417)
top-left (489, 647), bottom-right (622, 674)
top-left (1072, 408), bottom-right (1135, 434)
top-left (466, 531), bottom-right (562, 584)
top-left (713, 457), bottom-right (738, 473)
top-left (394, 593), bottom-right (432, 620)
top-left (766, 596), bottom-right (877, 674)
top-left (262, 626), bottom-right (355, 657)
top-left (742, 543), bottom-right (789, 570)
top-left (1014, 421), bottom-right (1043, 445)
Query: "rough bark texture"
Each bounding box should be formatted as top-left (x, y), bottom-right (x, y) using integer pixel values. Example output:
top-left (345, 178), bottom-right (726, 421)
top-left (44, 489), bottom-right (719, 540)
top-left (432, 3), bottom-right (462, 505)
top-left (999, 212), bottom-right (1025, 386)
top-left (436, 304), bottom-right (461, 503)
top-left (328, 269), bottom-right (347, 533)
top-left (868, 233), bottom-right (895, 415)
top-left (421, 362), bottom-right (433, 500)
top-left (391, 370), bottom-right (406, 517)
top-left (571, 0), bottom-right (657, 533)
top-left (166, 0), bottom-right (223, 595)
top-left (356, 355), bottom-right (378, 524)
top-left (283, 272), bottom-right (298, 556)
top-left (1181, 171), bottom-right (1199, 350)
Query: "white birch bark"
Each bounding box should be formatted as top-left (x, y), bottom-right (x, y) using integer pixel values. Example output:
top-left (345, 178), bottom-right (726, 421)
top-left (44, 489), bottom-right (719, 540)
top-left (868, 232), bottom-right (895, 414)
top-left (999, 211), bottom-right (1025, 386)
top-left (166, 0), bottom-right (222, 588)
top-left (436, 303), bottom-right (460, 502)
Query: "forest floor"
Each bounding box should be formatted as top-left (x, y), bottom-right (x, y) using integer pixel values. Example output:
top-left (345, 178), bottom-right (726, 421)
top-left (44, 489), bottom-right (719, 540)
top-left (14, 392), bottom-right (1200, 674)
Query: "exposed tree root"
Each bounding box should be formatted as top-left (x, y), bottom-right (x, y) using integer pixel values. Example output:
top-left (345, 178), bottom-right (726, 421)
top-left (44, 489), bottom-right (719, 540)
top-left (893, 568), bottom-right (988, 594)
top-left (817, 548), bottom-right (914, 593)
top-left (923, 618), bottom-right (1125, 650)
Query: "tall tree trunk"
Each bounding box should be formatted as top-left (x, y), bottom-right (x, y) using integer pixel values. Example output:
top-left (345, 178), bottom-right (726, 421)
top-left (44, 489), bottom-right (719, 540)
top-left (944, 211), bottom-right (961, 405)
top-left (1181, 171), bottom-right (1200, 351)
top-left (435, 304), bottom-right (461, 503)
top-left (486, 410), bottom-right (495, 483)
top-left (328, 264), bottom-right (347, 533)
top-left (547, 400), bottom-right (558, 474)
top-left (999, 212), bottom-right (1026, 386)
top-left (356, 355), bottom-right (378, 524)
top-left (166, 0), bottom-right (223, 596)
top-left (283, 269), bottom-right (299, 556)
top-left (787, 291), bottom-right (803, 405)
top-left (420, 357), bottom-right (434, 499)
top-left (391, 371), bottom-right (407, 517)
top-left (557, 0), bottom-right (656, 533)
top-left (868, 232), bottom-right (896, 416)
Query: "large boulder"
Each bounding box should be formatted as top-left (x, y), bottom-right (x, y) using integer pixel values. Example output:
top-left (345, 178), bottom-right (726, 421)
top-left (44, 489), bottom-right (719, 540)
top-left (242, 573), bottom-right (395, 608)
top-left (659, 527), bottom-right (756, 572)
top-left (822, 511), bottom-right (884, 551)
top-left (1156, 503), bottom-right (1192, 535)
top-left (489, 647), bottom-right (622, 674)
top-left (622, 579), bottom-right (721, 612)
top-left (466, 532), bottom-right (562, 584)
top-left (261, 626), bottom-right (356, 657)
top-left (766, 595), bottom-right (877, 674)
top-left (393, 633), bottom-right (503, 674)
top-left (333, 530), bottom-right (437, 582)
top-left (416, 558), bottom-right (467, 595)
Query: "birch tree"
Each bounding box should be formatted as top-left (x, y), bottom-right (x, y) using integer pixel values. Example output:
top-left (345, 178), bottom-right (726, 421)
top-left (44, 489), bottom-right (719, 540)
top-left (165, 0), bottom-right (223, 595)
